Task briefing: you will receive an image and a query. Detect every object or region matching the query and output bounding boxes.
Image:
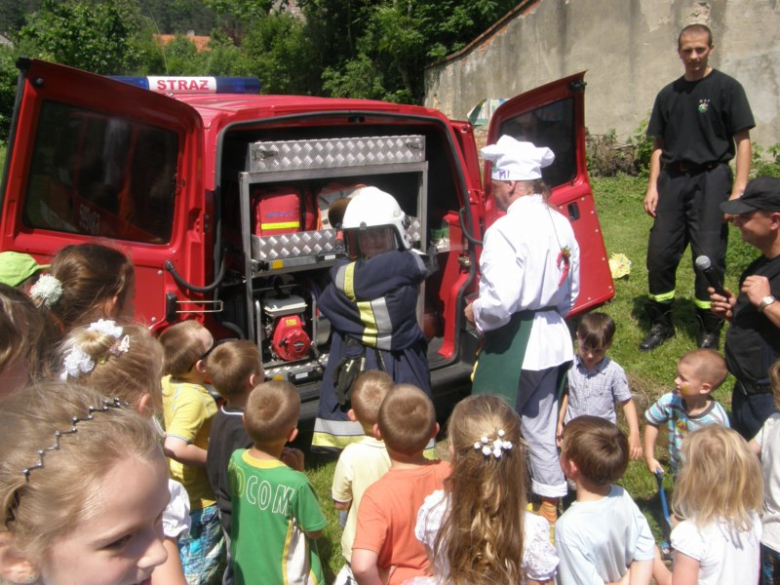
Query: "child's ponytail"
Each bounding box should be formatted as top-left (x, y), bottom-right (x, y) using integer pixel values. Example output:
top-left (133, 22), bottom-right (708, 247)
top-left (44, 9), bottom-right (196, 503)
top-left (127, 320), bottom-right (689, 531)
top-left (59, 319), bottom-right (164, 414)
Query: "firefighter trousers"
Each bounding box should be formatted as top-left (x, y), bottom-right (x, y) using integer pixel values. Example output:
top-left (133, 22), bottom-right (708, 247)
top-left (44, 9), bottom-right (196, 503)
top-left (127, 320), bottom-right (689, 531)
top-left (646, 163), bottom-right (732, 304)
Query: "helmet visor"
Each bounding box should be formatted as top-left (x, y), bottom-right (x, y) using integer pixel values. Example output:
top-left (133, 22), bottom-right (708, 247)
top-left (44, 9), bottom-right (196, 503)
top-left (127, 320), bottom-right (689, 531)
top-left (345, 226), bottom-right (396, 259)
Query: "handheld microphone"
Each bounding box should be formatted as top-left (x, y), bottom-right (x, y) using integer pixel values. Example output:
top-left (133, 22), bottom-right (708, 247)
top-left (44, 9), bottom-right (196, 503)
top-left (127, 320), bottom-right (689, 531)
top-left (695, 255), bottom-right (725, 296)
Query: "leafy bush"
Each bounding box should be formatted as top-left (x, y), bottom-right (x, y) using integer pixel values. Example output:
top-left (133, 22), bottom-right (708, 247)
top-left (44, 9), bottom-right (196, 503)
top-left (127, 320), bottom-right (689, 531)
top-left (585, 118), bottom-right (655, 178)
top-left (752, 142), bottom-right (780, 178)
top-left (0, 47), bottom-right (19, 144)
top-left (629, 118), bottom-right (654, 176)
top-left (586, 129), bottom-right (637, 177)
top-left (16, 0), bottom-right (146, 75)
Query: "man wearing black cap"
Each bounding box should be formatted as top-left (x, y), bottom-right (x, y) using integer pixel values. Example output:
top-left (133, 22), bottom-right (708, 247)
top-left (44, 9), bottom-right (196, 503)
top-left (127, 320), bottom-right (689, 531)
top-left (711, 177), bottom-right (780, 439)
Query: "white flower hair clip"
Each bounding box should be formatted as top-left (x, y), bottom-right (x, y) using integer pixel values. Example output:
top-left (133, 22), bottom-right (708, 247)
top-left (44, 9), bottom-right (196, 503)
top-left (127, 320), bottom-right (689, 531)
top-left (61, 346), bottom-right (95, 380)
top-left (30, 274), bottom-right (63, 308)
top-left (474, 429), bottom-right (513, 459)
top-left (88, 319), bottom-right (124, 338)
top-left (60, 320), bottom-right (129, 380)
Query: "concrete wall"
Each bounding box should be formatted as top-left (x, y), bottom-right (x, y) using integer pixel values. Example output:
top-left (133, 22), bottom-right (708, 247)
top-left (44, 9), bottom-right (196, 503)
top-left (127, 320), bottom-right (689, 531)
top-left (425, 0), bottom-right (780, 149)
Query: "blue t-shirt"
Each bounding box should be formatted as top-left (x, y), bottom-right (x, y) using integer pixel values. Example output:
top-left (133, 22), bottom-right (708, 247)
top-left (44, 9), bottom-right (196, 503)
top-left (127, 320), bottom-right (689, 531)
top-left (645, 393), bottom-right (729, 473)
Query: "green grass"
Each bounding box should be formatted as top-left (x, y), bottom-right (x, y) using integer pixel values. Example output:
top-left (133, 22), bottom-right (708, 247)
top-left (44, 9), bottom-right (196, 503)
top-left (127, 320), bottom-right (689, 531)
top-left (305, 461), bottom-right (342, 580)
top-left (304, 175), bottom-right (759, 579)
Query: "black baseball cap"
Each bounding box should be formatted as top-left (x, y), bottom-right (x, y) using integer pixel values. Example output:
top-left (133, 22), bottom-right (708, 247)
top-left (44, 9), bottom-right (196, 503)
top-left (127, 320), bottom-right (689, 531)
top-left (721, 177), bottom-right (780, 215)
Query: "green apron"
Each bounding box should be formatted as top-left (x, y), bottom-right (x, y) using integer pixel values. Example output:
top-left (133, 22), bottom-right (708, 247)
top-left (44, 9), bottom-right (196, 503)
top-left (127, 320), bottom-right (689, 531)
top-left (471, 310), bottom-right (536, 405)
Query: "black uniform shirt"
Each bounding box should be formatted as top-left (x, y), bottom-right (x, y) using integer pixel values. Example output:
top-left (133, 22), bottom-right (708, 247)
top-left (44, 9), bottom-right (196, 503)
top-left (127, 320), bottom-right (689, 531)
top-left (648, 69), bottom-right (755, 166)
top-left (725, 255), bottom-right (780, 385)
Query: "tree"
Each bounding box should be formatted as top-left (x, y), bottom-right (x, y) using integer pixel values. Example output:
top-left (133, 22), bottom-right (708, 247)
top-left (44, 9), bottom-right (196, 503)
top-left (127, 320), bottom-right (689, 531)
top-left (157, 34), bottom-right (208, 75)
top-left (300, 0), bottom-right (517, 103)
top-left (203, 0), bottom-right (274, 43)
top-left (16, 0), bottom-right (147, 75)
top-left (0, 0), bottom-right (42, 35)
top-left (0, 46), bottom-right (19, 143)
top-left (0, 0), bottom-right (522, 138)
top-left (140, 0), bottom-right (219, 36)
top-left (241, 12), bottom-right (318, 94)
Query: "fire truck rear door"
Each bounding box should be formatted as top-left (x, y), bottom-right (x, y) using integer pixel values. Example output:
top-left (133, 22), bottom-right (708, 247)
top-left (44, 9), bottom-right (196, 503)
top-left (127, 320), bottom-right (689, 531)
top-left (0, 59), bottom-right (205, 327)
top-left (485, 71), bottom-right (614, 314)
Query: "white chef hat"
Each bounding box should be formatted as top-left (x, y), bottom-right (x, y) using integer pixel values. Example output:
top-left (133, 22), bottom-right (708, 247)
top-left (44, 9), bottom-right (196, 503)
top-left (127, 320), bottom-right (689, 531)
top-left (481, 135), bottom-right (555, 181)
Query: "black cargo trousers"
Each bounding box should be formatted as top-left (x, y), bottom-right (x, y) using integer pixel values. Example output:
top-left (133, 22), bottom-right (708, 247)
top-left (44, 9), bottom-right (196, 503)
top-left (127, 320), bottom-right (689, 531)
top-left (646, 162), bottom-right (733, 305)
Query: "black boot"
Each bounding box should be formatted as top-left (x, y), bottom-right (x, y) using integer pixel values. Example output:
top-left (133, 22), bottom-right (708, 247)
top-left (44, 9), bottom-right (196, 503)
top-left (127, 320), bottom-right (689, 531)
top-left (639, 300), bottom-right (675, 352)
top-left (697, 308), bottom-right (723, 349)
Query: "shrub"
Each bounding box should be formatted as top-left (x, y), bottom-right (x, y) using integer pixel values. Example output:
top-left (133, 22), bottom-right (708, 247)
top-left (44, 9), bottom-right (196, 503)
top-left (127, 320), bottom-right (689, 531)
top-left (751, 142), bottom-right (780, 179)
top-left (586, 128), bottom-right (637, 177)
top-left (629, 118), bottom-right (654, 177)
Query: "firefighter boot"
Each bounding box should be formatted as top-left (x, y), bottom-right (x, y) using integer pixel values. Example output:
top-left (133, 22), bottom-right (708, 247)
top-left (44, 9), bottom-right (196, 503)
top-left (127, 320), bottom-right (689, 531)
top-left (639, 301), bottom-right (675, 352)
top-left (697, 308), bottom-right (723, 350)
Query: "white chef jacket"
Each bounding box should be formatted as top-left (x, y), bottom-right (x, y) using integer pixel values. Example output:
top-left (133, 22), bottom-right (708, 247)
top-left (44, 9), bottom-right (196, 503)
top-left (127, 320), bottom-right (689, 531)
top-left (472, 194), bottom-right (580, 371)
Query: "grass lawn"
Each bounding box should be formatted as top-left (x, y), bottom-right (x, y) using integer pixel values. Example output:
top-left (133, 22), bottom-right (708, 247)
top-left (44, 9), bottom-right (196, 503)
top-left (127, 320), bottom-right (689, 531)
top-left (304, 174), bottom-right (759, 581)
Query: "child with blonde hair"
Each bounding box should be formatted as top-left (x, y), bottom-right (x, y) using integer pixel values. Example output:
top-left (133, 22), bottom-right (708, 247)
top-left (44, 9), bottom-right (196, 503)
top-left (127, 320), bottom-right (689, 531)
top-left (0, 381), bottom-right (170, 585)
top-left (159, 320), bottom-right (223, 585)
top-left (228, 380), bottom-right (326, 585)
top-left (644, 348), bottom-right (730, 476)
top-left (332, 370), bottom-right (394, 583)
top-left (30, 243), bottom-right (135, 332)
top-left (60, 319), bottom-right (164, 411)
top-left (748, 360), bottom-right (780, 584)
top-left (655, 425), bottom-right (763, 585)
top-left (413, 394), bottom-right (558, 585)
top-left (351, 384), bottom-right (448, 585)
top-left (60, 319), bottom-right (189, 585)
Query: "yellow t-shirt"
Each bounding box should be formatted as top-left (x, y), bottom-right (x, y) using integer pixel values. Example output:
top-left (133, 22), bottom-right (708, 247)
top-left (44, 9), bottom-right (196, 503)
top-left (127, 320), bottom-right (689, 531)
top-left (162, 375), bottom-right (217, 510)
top-left (331, 436), bottom-right (391, 561)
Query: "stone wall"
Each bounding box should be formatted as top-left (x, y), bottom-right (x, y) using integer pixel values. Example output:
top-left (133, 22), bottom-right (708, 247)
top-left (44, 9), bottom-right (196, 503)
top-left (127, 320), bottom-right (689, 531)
top-left (424, 0), bottom-right (780, 149)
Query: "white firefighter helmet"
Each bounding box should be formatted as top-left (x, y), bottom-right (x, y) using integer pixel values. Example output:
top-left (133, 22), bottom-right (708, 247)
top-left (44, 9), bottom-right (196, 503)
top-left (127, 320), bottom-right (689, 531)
top-left (341, 187), bottom-right (411, 250)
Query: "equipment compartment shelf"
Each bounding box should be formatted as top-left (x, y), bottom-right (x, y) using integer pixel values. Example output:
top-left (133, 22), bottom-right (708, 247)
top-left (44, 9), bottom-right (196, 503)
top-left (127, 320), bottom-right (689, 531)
top-left (238, 136), bottom-right (429, 344)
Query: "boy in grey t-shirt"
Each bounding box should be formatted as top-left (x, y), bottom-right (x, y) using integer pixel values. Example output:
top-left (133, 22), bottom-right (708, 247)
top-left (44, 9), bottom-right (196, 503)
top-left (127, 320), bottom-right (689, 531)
top-left (557, 312), bottom-right (642, 460)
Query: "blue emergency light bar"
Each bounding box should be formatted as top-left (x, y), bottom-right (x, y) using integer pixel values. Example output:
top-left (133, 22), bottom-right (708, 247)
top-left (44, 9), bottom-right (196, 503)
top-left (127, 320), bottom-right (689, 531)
top-left (110, 76), bottom-right (261, 95)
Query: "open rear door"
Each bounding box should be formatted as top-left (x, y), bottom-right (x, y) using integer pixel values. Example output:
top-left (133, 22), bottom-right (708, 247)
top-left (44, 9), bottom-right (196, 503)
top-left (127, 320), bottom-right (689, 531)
top-left (0, 59), bottom-right (206, 327)
top-left (485, 71), bottom-right (614, 314)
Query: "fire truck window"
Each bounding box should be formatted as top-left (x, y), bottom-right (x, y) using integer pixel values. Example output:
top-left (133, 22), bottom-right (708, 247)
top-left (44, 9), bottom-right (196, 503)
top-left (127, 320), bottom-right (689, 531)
top-left (499, 99), bottom-right (575, 188)
top-left (22, 101), bottom-right (177, 243)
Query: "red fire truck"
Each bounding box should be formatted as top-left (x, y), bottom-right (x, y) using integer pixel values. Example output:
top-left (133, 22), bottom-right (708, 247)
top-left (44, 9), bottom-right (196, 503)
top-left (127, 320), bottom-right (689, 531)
top-left (0, 59), bottom-right (613, 414)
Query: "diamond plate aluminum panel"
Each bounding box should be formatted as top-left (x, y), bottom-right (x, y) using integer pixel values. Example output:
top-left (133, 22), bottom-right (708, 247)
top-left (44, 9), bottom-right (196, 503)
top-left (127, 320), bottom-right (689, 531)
top-left (252, 229), bottom-right (341, 261)
top-left (252, 219), bottom-right (422, 263)
top-left (248, 135), bottom-right (426, 173)
top-left (408, 217), bottom-right (421, 244)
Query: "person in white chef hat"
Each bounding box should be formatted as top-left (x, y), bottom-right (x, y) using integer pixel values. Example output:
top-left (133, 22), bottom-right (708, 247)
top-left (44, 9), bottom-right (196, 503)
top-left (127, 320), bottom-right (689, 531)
top-left (465, 134), bottom-right (581, 528)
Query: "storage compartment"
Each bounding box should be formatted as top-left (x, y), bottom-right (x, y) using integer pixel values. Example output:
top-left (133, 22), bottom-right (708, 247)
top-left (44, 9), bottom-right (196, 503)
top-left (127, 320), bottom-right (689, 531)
top-left (236, 134), bottom-right (431, 382)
